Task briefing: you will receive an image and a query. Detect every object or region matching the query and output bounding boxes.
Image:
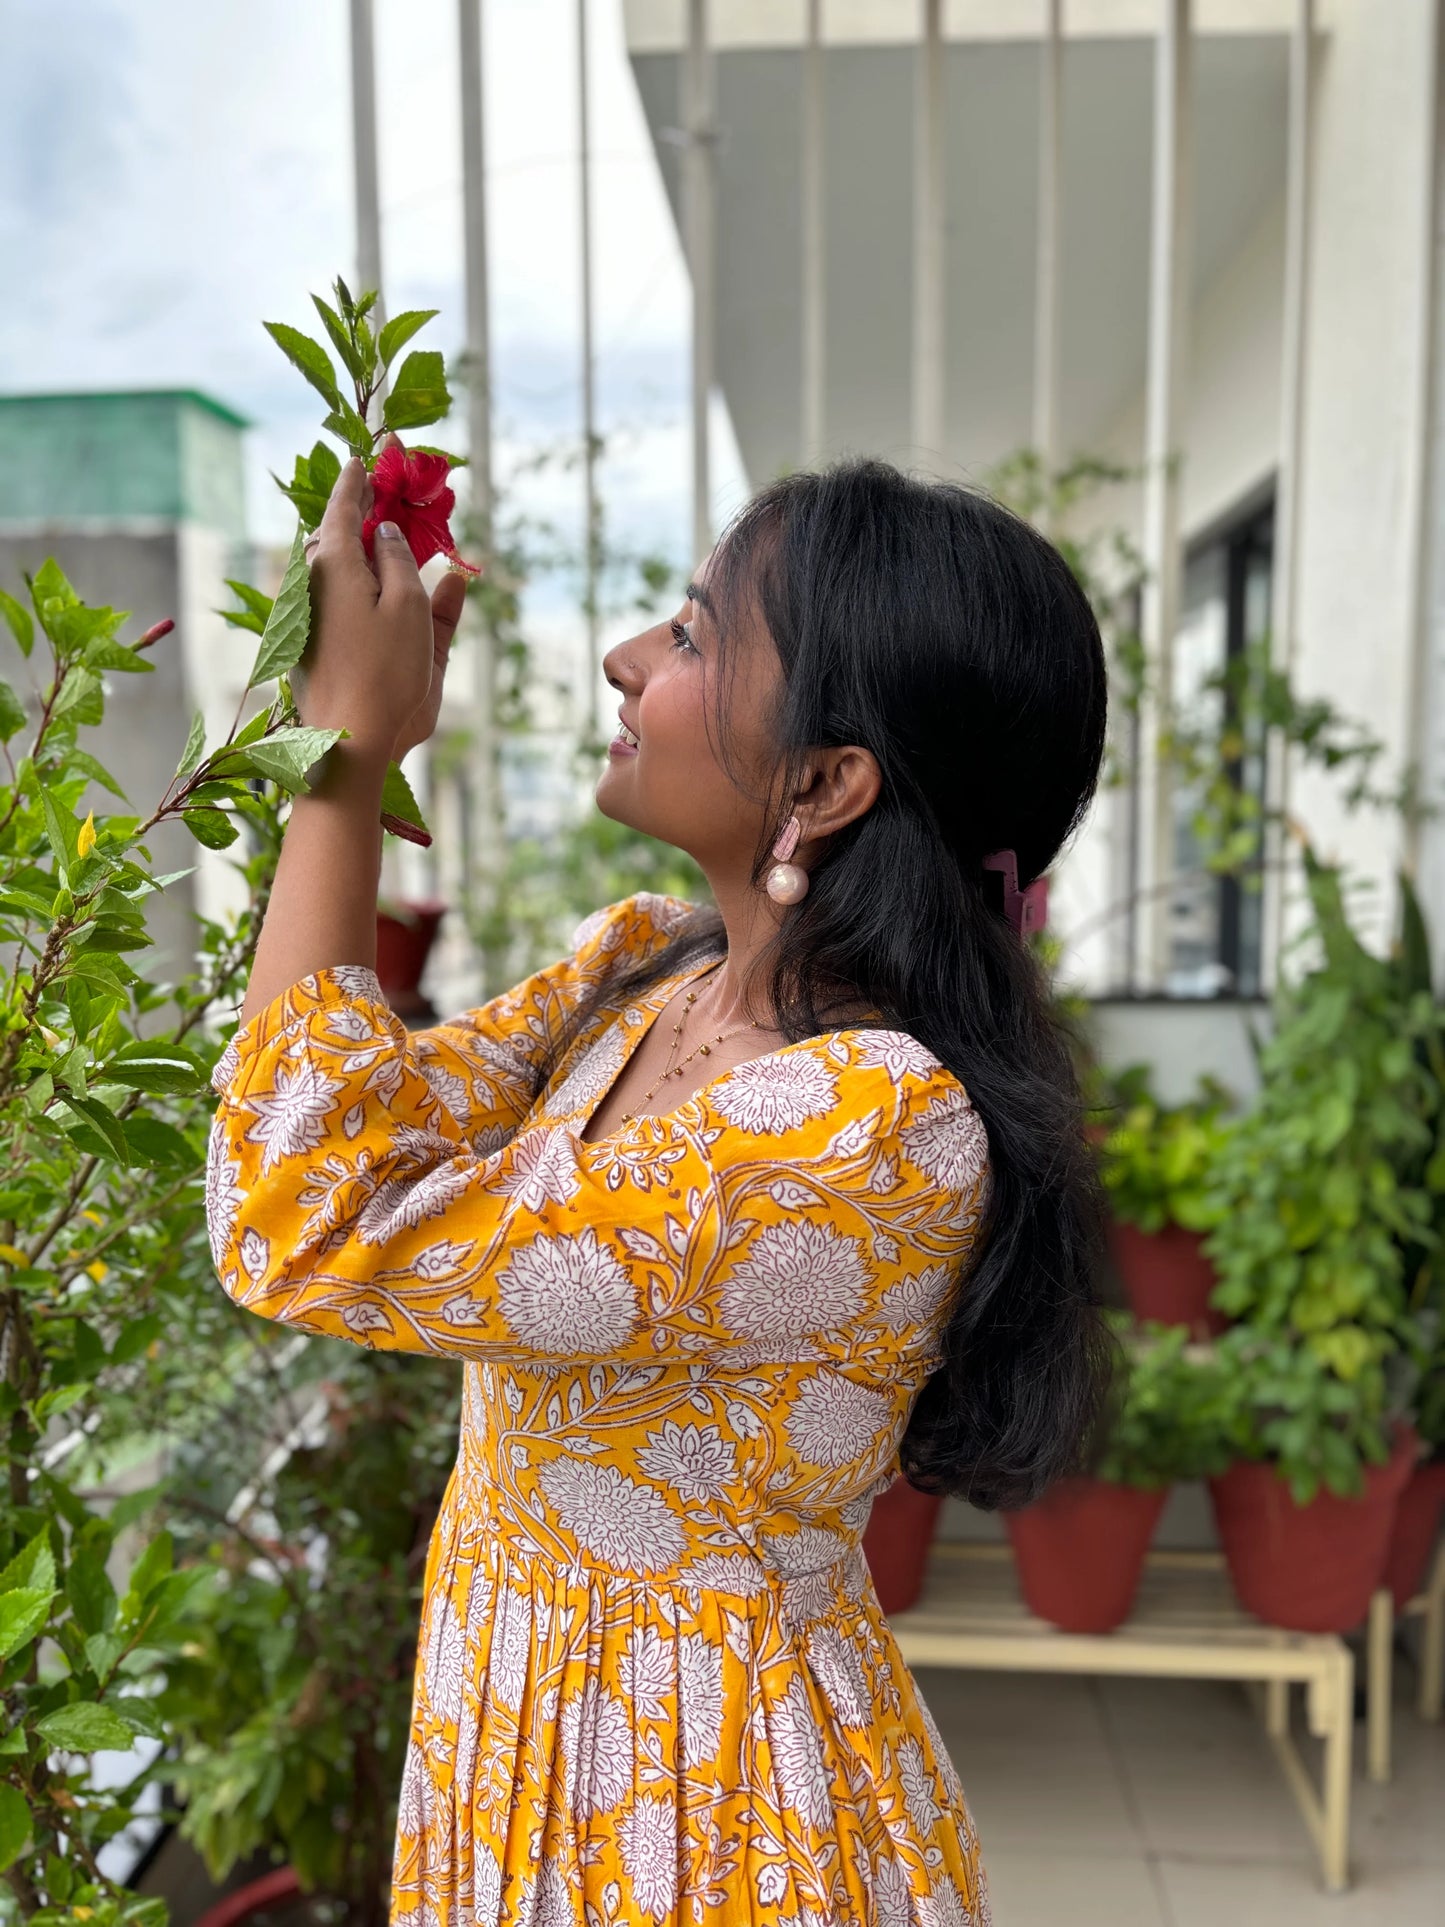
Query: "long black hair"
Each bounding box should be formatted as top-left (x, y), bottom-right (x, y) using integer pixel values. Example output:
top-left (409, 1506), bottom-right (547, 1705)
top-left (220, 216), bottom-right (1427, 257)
top-left (553, 459), bottom-right (1111, 1510)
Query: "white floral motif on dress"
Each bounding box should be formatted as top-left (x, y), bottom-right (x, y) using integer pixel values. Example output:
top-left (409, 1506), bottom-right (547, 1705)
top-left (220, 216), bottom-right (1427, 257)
top-left (899, 1088), bottom-right (989, 1191)
top-left (423, 1593), bottom-right (466, 1725)
top-left (486, 1586), bottom-right (532, 1709)
top-left (917, 1875), bottom-right (974, 1927)
top-left (353, 1164), bottom-right (472, 1248)
top-left (766, 1675), bottom-right (835, 1831)
top-left (871, 1853), bottom-right (918, 1927)
top-left (496, 1124), bottom-right (581, 1214)
top-left (204, 1115), bottom-right (245, 1270)
top-left (710, 1051), bottom-right (838, 1135)
top-left (895, 1733), bottom-right (944, 1832)
top-left (240, 1058), bottom-right (345, 1173)
top-left (497, 1227), bottom-right (636, 1355)
top-left (636, 1419), bottom-right (736, 1500)
top-left (417, 1057), bottom-right (470, 1126)
top-left (559, 1678), bottom-right (633, 1816)
top-left (852, 1031), bottom-right (944, 1083)
top-left (805, 1623), bottom-right (871, 1727)
top-left (548, 1022), bottom-right (630, 1118)
top-left (621, 1793), bottom-right (679, 1921)
top-left (676, 1551), bottom-right (770, 1596)
top-left (722, 1219), bottom-right (867, 1340)
top-left (878, 1262), bottom-right (958, 1335)
top-left (532, 1854), bottom-right (576, 1927)
top-left (784, 1371), bottom-right (896, 1469)
top-left (624, 1622), bottom-right (675, 1724)
top-left (327, 963), bottom-right (385, 1002)
top-left (678, 1631), bottom-right (724, 1765)
top-left (538, 1458), bottom-right (686, 1573)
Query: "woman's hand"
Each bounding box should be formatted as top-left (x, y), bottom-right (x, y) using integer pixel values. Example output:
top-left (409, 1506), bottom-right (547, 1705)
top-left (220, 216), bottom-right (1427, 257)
top-left (298, 456), bottom-right (468, 761)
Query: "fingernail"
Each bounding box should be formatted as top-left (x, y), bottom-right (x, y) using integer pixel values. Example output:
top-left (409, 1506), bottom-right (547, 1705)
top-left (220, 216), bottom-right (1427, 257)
top-left (377, 520), bottom-right (402, 539)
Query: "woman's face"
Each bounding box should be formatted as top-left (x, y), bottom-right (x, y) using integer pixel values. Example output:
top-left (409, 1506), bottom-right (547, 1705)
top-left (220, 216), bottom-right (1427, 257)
top-left (595, 561), bottom-right (784, 879)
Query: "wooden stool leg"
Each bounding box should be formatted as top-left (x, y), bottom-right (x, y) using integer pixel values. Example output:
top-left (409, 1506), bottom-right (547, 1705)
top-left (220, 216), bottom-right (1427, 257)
top-left (1366, 1588), bottom-right (1392, 1784)
top-left (1265, 1676), bottom-right (1289, 1737)
top-left (1321, 1647), bottom-right (1354, 1893)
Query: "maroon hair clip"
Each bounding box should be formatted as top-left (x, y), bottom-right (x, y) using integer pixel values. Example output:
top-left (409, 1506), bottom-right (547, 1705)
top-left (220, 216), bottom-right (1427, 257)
top-left (982, 849), bottom-right (1048, 938)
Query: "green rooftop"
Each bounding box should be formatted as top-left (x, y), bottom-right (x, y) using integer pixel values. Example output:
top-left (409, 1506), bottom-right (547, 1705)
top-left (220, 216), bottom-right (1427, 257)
top-left (0, 390), bottom-right (249, 541)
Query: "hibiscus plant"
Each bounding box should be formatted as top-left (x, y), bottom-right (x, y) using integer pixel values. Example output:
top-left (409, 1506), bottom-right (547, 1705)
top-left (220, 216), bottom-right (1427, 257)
top-left (0, 277), bottom-right (478, 1916)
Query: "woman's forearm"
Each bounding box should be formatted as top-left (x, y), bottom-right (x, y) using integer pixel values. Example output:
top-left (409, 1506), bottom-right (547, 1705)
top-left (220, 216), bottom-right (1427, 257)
top-left (241, 739), bottom-right (391, 1024)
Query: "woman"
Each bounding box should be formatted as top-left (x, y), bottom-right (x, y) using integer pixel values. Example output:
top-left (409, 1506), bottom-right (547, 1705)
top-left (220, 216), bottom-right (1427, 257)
top-left (208, 453), bottom-right (1110, 1926)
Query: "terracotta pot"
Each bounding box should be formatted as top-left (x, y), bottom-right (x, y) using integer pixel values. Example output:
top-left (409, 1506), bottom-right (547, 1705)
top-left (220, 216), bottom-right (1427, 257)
top-left (862, 1477), bottom-right (946, 1615)
top-left (1383, 1457), bottom-right (1445, 1610)
top-left (375, 901), bottom-right (446, 1018)
top-left (1209, 1429), bottom-right (1419, 1632)
top-left (1108, 1221), bottom-right (1227, 1337)
top-left (194, 1868), bottom-right (302, 1927)
top-left (1004, 1478), bottom-right (1169, 1634)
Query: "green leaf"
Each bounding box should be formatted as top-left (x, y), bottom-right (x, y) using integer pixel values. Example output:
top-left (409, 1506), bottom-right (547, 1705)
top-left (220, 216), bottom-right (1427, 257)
top-left (247, 526), bottom-right (311, 689)
top-left (182, 806), bottom-right (239, 850)
top-left (84, 1632), bottom-right (125, 1683)
top-left (262, 320), bottom-right (342, 410)
top-left (126, 1532), bottom-right (173, 1606)
top-left (0, 679), bottom-right (25, 741)
top-left (224, 578), bottom-right (275, 625)
top-left (29, 556), bottom-right (76, 614)
top-left (378, 308), bottom-right (438, 369)
top-left (0, 1783), bottom-right (32, 1874)
top-left (311, 293), bottom-right (367, 382)
top-left (40, 786), bottom-right (80, 876)
top-left (67, 1550), bottom-right (117, 1637)
top-left (84, 633), bottom-right (154, 674)
top-left (212, 725), bottom-right (343, 793)
top-left (59, 1095), bottom-right (130, 1162)
top-left (176, 709), bottom-right (207, 779)
top-left (0, 1587), bottom-right (52, 1661)
top-left (0, 1531), bottom-right (56, 1599)
top-left (35, 1701), bottom-right (136, 1753)
top-left (34, 1382), bottom-right (87, 1426)
top-left (273, 470), bottom-right (331, 531)
top-left (321, 398), bottom-right (374, 455)
top-left (0, 586), bottom-right (34, 657)
top-left (51, 664), bottom-right (103, 724)
top-left (99, 1040), bottom-right (207, 1095)
top-left (380, 759), bottom-right (430, 838)
top-left (121, 1116), bottom-right (197, 1173)
top-left (308, 439), bottom-right (342, 502)
top-left (382, 349), bottom-right (451, 432)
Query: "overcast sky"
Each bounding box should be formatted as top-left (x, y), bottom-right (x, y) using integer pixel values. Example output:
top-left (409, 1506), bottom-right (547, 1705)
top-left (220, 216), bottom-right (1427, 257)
top-left (1, 0), bottom-right (745, 630)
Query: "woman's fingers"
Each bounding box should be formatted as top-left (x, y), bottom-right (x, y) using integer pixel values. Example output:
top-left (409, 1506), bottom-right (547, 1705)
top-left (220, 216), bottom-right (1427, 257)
top-left (315, 456), bottom-right (367, 553)
top-left (431, 569), bottom-right (467, 643)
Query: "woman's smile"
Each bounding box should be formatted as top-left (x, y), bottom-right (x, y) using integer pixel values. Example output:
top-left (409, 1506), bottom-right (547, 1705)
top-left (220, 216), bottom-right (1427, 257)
top-left (609, 711), bottom-right (640, 757)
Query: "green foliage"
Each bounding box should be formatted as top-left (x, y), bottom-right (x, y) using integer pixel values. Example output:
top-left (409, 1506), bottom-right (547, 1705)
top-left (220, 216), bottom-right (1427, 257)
top-left (1211, 1327), bottom-right (1396, 1504)
top-left (1095, 1068), bottom-right (1235, 1235)
top-left (1093, 1318), bottom-right (1236, 1489)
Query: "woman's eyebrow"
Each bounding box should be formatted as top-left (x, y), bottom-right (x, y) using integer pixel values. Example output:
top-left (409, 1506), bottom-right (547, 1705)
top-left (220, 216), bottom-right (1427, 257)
top-left (685, 579), bottom-right (714, 615)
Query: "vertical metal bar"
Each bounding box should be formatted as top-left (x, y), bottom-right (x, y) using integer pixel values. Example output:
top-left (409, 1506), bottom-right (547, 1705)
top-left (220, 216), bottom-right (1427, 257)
top-left (349, 0), bottom-right (385, 333)
top-left (578, 0), bottom-right (600, 720)
top-left (1033, 0), bottom-right (1063, 485)
top-left (1263, 0), bottom-right (1313, 987)
top-left (683, 0), bottom-right (715, 561)
top-left (801, 0), bottom-right (826, 466)
top-left (912, 0), bottom-right (945, 461)
top-left (1137, 0), bottom-right (1192, 991)
top-left (458, 0), bottom-right (503, 986)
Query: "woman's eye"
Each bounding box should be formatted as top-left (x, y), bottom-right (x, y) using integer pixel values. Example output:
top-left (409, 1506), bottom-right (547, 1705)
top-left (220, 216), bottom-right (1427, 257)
top-left (669, 617), bottom-right (697, 653)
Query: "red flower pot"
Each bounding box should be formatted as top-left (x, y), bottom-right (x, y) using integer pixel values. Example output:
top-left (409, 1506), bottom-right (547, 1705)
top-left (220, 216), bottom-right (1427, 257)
top-left (1383, 1458), bottom-right (1445, 1610)
top-left (375, 901), bottom-right (446, 1018)
top-left (1108, 1221), bottom-right (1227, 1337)
top-left (863, 1477), bottom-right (946, 1615)
top-left (1004, 1478), bottom-right (1169, 1634)
top-left (1209, 1429), bottom-right (1419, 1632)
top-left (194, 1868), bottom-right (302, 1927)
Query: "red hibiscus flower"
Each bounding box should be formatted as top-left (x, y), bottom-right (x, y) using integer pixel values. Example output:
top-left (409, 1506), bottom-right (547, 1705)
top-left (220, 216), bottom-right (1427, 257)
top-left (361, 443), bottom-right (481, 575)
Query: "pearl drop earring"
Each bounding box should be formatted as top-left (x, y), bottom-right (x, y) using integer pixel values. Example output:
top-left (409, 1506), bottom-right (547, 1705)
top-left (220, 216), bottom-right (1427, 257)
top-left (765, 815), bottom-right (810, 905)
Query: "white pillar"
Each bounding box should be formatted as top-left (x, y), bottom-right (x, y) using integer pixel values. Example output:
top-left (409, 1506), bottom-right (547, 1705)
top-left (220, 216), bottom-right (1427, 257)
top-left (349, 0), bottom-right (385, 330)
top-left (683, 0), bottom-right (716, 562)
top-left (1263, 0), bottom-right (1315, 984)
top-left (1032, 0), bottom-right (1063, 485)
top-left (578, 0), bottom-right (600, 718)
top-left (801, 0), bottom-right (826, 467)
top-left (1136, 0), bottom-right (1192, 991)
top-left (458, 0), bottom-right (503, 986)
top-left (912, 0), bottom-right (945, 462)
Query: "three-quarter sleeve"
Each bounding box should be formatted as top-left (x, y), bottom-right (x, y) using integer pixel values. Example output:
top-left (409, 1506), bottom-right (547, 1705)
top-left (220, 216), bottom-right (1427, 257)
top-left (207, 912), bottom-right (990, 1370)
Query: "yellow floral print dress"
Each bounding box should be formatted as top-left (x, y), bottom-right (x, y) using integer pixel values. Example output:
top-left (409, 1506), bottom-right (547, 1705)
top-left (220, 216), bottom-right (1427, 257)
top-left (207, 894), bottom-right (992, 1927)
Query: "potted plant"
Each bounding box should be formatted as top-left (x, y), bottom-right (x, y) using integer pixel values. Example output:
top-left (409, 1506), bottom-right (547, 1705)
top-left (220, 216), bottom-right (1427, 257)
top-left (1095, 1068), bottom-right (1234, 1335)
top-left (1385, 1320), bottom-right (1445, 1609)
top-left (1004, 1319), bottom-right (1233, 1633)
top-left (1206, 1331), bottom-right (1416, 1632)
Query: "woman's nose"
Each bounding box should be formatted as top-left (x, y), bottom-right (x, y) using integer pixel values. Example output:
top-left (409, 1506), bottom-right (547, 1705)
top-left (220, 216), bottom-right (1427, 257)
top-left (602, 634), bottom-right (645, 694)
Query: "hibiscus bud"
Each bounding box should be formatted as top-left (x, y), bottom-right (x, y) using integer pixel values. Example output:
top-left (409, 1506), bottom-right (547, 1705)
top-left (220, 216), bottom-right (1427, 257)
top-left (135, 617), bottom-right (175, 650)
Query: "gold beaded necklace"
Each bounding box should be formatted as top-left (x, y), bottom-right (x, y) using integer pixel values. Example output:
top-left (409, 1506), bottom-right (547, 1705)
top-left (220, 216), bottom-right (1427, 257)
top-left (619, 963), bottom-right (761, 1123)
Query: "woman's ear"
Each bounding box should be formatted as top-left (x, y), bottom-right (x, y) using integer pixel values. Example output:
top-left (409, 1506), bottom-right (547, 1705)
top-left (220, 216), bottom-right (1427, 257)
top-left (793, 745), bottom-right (882, 846)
